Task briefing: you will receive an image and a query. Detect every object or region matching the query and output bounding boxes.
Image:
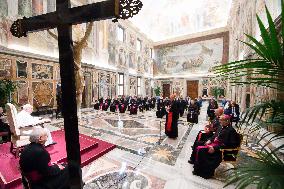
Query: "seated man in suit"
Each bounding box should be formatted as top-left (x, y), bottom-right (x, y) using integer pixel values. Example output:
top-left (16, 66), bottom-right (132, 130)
top-left (20, 127), bottom-right (70, 189)
top-left (192, 115), bottom-right (240, 179)
top-left (16, 104), bottom-right (55, 146)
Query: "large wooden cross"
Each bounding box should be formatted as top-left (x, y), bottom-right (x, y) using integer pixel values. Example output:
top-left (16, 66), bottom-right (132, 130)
top-left (10, 0), bottom-right (142, 188)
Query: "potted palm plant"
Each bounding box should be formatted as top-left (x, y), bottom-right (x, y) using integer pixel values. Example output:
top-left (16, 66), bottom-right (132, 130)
top-left (211, 86), bottom-right (223, 99)
top-left (213, 1), bottom-right (284, 188)
top-left (154, 86), bottom-right (161, 97)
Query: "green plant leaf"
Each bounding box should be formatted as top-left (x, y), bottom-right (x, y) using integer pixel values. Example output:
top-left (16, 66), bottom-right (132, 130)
top-left (265, 5), bottom-right (283, 68)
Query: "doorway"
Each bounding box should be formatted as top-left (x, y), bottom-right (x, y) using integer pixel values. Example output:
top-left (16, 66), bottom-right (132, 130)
top-left (163, 84), bottom-right (171, 98)
top-left (187, 80), bottom-right (198, 99)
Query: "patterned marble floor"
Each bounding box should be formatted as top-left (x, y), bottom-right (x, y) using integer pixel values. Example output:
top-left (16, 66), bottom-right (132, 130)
top-left (46, 102), bottom-right (232, 189)
top-left (52, 109), bottom-right (193, 166)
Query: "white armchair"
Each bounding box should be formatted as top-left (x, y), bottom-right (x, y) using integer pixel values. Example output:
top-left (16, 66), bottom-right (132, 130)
top-left (5, 103), bottom-right (31, 157)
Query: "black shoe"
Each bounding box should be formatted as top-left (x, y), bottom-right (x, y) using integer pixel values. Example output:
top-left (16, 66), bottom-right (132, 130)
top-left (188, 160), bottom-right (194, 164)
top-left (192, 170), bottom-right (196, 175)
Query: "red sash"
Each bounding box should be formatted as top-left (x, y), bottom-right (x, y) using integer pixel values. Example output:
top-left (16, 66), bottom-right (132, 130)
top-left (166, 112), bottom-right (173, 132)
top-left (197, 132), bottom-right (203, 141)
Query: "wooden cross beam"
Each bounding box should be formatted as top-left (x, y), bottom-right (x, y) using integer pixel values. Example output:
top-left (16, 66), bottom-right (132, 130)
top-left (10, 0), bottom-right (142, 188)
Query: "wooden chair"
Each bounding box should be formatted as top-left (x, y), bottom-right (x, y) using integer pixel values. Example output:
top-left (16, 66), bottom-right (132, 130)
top-left (5, 103), bottom-right (31, 157)
top-left (220, 133), bottom-right (243, 162)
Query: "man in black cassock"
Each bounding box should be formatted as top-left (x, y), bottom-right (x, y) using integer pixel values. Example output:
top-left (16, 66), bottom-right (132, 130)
top-left (179, 97), bottom-right (187, 117)
top-left (129, 99), bottom-right (138, 115)
top-left (187, 100), bottom-right (199, 123)
top-left (20, 127), bottom-right (70, 188)
top-left (165, 94), bottom-right (179, 139)
top-left (207, 98), bottom-right (218, 120)
top-left (192, 115), bottom-right (240, 179)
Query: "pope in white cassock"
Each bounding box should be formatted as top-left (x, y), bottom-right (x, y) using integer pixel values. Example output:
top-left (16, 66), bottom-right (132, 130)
top-left (16, 104), bottom-right (55, 146)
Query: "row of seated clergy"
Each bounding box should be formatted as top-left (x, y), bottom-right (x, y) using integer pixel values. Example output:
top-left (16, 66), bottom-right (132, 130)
top-left (190, 114), bottom-right (241, 179)
top-left (20, 127), bottom-right (70, 189)
top-left (94, 101), bottom-right (127, 113)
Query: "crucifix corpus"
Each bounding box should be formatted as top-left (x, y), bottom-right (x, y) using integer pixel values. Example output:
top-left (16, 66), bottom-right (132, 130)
top-left (10, 0), bottom-right (143, 188)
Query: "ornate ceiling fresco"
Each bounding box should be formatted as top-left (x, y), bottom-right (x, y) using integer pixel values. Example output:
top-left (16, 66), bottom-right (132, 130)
top-left (130, 0), bottom-right (232, 42)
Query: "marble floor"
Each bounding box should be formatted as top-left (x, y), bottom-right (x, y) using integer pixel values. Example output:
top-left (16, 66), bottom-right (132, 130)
top-left (46, 102), bottom-right (234, 189)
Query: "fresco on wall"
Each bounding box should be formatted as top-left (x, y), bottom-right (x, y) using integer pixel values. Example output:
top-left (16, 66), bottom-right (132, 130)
top-left (129, 77), bottom-right (137, 96)
top-left (99, 72), bottom-right (111, 98)
top-left (130, 0), bottom-right (231, 41)
top-left (32, 82), bottom-right (54, 107)
top-left (118, 48), bottom-right (127, 67)
top-left (17, 81), bottom-right (29, 106)
top-left (129, 33), bottom-right (136, 48)
top-left (0, 58), bottom-right (12, 78)
top-left (108, 43), bottom-right (117, 65)
top-left (145, 79), bottom-right (151, 96)
top-left (129, 53), bottom-right (135, 69)
top-left (144, 61), bottom-right (149, 73)
top-left (137, 57), bottom-right (144, 72)
top-left (155, 37), bottom-right (223, 76)
top-left (32, 63), bottom-right (53, 79)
